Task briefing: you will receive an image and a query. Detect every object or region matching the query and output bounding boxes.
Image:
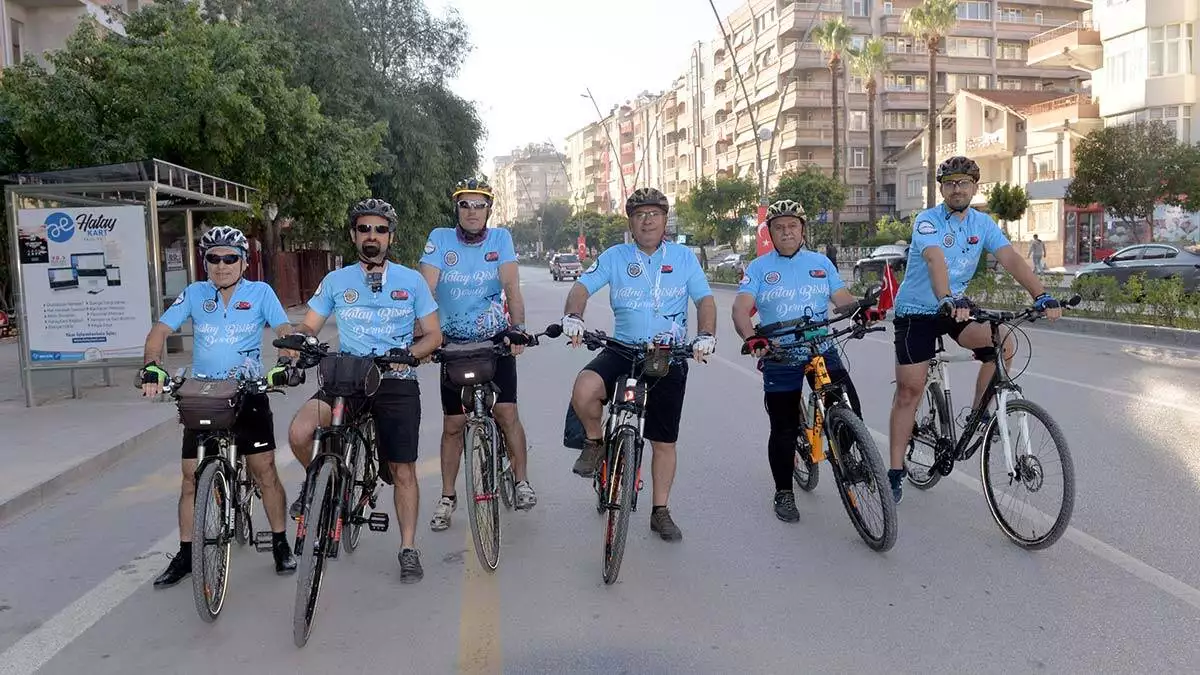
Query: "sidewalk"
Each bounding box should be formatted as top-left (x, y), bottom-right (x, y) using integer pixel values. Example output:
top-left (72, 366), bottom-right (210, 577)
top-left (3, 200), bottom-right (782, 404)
top-left (0, 307), bottom-right (333, 523)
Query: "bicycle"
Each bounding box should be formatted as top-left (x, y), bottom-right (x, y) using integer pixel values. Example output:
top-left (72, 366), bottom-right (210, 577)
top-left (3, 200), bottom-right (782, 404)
top-left (744, 298), bottom-right (898, 553)
top-left (271, 335), bottom-right (417, 647)
top-left (903, 295), bottom-right (1081, 550)
top-left (431, 325), bottom-right (561, 571)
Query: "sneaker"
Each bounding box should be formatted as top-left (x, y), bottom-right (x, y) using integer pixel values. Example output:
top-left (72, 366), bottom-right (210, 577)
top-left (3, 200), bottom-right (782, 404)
top-left (773, 490), bottom-right (800, 523)
top-left (272, 536), bottom-right (297, 575)
top-left (289, 482), bottom-right (305, 520)
top-left (398, 548), bottom-right (423, 584)
top-left (887, 468), bottom-right (906, 504)
top-left (572, 439), bottom-right (604, 477)
top-left (430, 496), bottom-right (456, 532)
top-left (650, 507), bottom-right (683, 542)
top-left (152, 553), bottom-right (191, 589)
top-left (514, 481), bottom-right (537, 511)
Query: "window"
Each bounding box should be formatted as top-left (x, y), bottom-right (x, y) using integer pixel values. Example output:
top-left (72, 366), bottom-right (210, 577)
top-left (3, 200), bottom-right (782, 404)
top-left (854, 187), bottom-right (866, 200)
top-left (1141, 245), bottom-right (1179, 260)
top-left (754, 9), bottom-right (776, 33)
top-left (849, 75), bottom-right (865, 93)
top-left (956, 1), bottom-right (991, 21)
top-left (1030, 152), bottom-right (1056, 181)
top-left (997, 41), bottom-right (1026, 60)
top-left (999, 78), bottom-right (1022, 90)
top-left (850, 110), bottom-right (868, 131)
top-left (1105, 49), bottom-right (1142, 87)
top-left (1149, 24), bottom-right (1194, 77)
top-left (850, 0), bottom-right (868, 17)
top-left (1002, 9), bottom-right (1023, 23)
top-left (885, 74), bottom-right (928, 91)
top-left (1034, 11), bottom-right (1043, 25)
top-left (883, 1), bottom-right (893, 15)
top-left (946, 37), bottom-right (991, 58)
top-left (851, 35), bottom-right (867, 51)
top-left (906, 175), bottom-right (923, 198)
top-left (884, 111), bottom-right (927, 129)
top-left (851, 148), bottom-right (867, 168)
top-left (10, 19), bottom-right (23, 66)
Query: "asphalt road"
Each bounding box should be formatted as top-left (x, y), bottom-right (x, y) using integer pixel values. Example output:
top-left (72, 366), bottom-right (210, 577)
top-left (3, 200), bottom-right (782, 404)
top-left (3, 268), bottom-right (1200, 674)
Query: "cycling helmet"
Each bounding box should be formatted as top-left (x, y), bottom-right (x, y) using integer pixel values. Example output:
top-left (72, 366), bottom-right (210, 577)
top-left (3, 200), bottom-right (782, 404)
top-left (452, 177), bottom-right (495, 202)
top-left (200, 226), bottom-right (249, 255)
top-left (624, 187), bottom-right (670, 217)
top-left (766, 199), bottom-right (807, 224)
top-left (936, 156), bottom-right (981, 183)
top-left (348, 198), bottom-right (398, 231)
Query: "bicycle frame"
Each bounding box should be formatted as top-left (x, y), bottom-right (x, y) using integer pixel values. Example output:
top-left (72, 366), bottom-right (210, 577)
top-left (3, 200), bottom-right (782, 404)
top-left (600, 375), bottom-right (648, 507)
top-left (295, 396), bottom-right (374, 554)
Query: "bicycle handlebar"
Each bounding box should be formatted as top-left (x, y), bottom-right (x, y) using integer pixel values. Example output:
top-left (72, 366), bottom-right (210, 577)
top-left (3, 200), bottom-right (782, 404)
top-left (940, 294), bottom-right (1083, 326)
top-left (561, 327), bottom-right (699, 362)
top-left (430, 324), bottom-right (563, 363)
top-left (752, 292), bottom-right (880, 340)
top-left (271, 334), bottom-right (420, 367)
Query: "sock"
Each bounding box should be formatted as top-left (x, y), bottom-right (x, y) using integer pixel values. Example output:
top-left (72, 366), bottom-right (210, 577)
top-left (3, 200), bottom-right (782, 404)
top-left (272, 531), bottom-right (288, 546)
top-left (652, 505), bottom-right (667, 515)
top-left (178, 541), bottom-right (192, 558)
top-left (442, 494), bottom-right (456, 503)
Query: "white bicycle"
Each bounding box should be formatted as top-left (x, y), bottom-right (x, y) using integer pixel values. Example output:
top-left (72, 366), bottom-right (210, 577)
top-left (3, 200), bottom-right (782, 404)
top-left (903, 296), bottom-right (1080, 550)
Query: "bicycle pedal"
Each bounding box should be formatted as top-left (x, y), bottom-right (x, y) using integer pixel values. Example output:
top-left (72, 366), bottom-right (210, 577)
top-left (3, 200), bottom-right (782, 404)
top-left (367, 512), bottom-right (390, 532)
top-left (253, 531), bottom-right (275, 553)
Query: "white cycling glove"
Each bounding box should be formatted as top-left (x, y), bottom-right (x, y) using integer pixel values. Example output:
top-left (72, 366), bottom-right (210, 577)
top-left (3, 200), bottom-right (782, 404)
top-left (561, 313), bottom-right (585, 338)
top-left (693, 332), bottom-right (717, 358)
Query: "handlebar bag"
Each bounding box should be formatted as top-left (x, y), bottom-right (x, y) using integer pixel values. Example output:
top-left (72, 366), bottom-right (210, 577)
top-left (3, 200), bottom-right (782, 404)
top-left (176, 378), bottom-right (242, 431)
top-left (318, 354), bottom-right (381, 398)
top-left (642, 345), bottom-right (672, 379)
top-left (441, 342), bottom-right (498, 387)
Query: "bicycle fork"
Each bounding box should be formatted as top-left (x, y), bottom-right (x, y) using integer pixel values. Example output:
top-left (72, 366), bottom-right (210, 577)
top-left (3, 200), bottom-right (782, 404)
top-left (993, 389), bottom-right (1032, 479)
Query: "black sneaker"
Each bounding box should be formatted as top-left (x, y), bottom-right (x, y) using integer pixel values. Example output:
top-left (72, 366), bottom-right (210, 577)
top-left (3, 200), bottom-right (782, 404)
top-left (152, 554), bottom-right (191, 589)
top-left (773, 490), bottom-right (800, 523)
top-left (273, 537), bottom-right (297, 575)
top-left (572, 439), bottom-right (604, 477)
top-left (399, 548), bottom-right (423, 584)
top-left (887, 468), bottom-right (906, 504)
top-left (650, 507), bottom-right (683, 542)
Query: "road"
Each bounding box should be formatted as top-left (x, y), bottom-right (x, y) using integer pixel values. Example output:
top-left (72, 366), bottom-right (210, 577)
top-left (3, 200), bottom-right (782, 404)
top-left (3, 268), bottom-right (1200, 674)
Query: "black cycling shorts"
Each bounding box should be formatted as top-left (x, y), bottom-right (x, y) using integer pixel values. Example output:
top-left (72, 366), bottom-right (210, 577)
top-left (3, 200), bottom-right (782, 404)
top-left (182, 393), bottom-right (276, 460)
top-left (893, 314), bottom-right (995, 365)
top-left (440, 353), bottom-right (517, 415)
top-left (582, 347), bottom-right (689, 444)
top-left (311, 378), bottom-right (421, 464)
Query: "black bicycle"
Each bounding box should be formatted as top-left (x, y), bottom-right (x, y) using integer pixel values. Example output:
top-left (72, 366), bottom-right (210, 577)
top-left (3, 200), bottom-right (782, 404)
top-left (904, 295), bottom-right (1080, 550)
top-left (431, 325), bottom-right (561, 571)
top-left (272, 335), bottom-right (417, 647)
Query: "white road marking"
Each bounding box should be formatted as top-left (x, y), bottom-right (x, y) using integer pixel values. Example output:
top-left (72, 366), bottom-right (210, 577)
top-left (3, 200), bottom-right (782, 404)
top-left (711, 352), bottom-right (1200, 614)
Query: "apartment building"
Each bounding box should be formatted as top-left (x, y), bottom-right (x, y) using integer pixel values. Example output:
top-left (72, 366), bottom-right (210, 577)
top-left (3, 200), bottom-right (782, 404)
top-left (2, 0), bottom-right (133, 68)
top-left (490, 144), bottom-right (570, 226)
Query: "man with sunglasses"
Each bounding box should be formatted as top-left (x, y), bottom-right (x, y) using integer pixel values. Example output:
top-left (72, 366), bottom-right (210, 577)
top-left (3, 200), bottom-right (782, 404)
top-left (139, 225), bottom-right (297, 589)
top-left (561, 187), bottom-right (717, 542)
top-left (885, 156), bottom-right (1062, 505)
top-left (283, 198), bottom-right (442, 583)
top-left (419, 177), bottom-right (536, 533)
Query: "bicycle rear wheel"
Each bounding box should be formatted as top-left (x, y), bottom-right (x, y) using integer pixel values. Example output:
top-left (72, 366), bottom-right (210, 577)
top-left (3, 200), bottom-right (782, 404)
top-left (981, 399), bottom-right (1075, 550)
top-left (905, 381), bottom-right (949, 489)
top-left (464, 420), bottom-right (501, 571)
top-left (827, 407), bottom-right (897, 552)
top-left (344, 422), bottom-right (371, 553)
top-left (293, 459), bottom-right (336, 647)
top-left (602, 431), bottom-right (637, 585)
top-left (191, 460), bottom-right (231, 623)
top-left (234, 460), bottom-right (254, 547)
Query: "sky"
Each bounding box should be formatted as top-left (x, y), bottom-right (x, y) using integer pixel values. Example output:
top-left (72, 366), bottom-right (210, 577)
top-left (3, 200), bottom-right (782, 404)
top-left (431, 0), bottom-right (744, 176)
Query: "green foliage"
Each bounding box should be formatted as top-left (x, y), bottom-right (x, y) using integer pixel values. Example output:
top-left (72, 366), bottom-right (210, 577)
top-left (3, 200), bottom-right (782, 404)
top-left (769, 167), bottom-right (848, 218)
top-left (676, 176), bottom-right (758, 249)
top-left (985, 183), bottom-right (1030, 231)
top-left (866, 214), bottom-right (913, 246)
top-left (812, 17), bottom-right (852, 68)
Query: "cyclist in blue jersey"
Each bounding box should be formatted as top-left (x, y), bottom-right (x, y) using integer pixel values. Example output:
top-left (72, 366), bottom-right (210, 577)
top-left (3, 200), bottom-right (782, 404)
top-left (284, 198), bottom-right (443, 583)
top-left (139, 226), bottom-right (297, 588)
top-left (886, 156), bottom-right (1062, 504)
top-left (419, 176), bottom-right (537, 533)
top-left (731, 200), bottom-right (881, 523)
top-left (561, 187), bottom-right (717, 542)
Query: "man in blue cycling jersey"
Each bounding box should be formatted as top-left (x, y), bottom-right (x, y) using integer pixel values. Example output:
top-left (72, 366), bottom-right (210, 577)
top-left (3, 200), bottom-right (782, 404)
top-left (284, 198), bottom-right (443, 583)
top-left (561, 187), bottom-right (717, 542)
top-left (732, 200), bottom-right (880, 523)
top-left (886, 156), bottom-right (1062, 504)
top-left (139, 226), bottom-right (297, 588)
top-left (419, 176), bottom-right (537, 533)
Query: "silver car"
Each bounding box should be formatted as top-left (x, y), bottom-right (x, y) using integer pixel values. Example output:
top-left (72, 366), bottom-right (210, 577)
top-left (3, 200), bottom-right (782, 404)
top-left (1074, 243), bottom-right (1200, 292)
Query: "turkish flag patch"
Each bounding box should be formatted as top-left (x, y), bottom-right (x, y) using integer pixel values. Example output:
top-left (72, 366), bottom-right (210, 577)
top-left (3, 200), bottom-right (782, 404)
top-left (660, 264), bottom-right (673, 273)
top-left (809, 269), bottom-right (827, 278)
top-left (485, 251), bottom-right (499, 262)
top-left (391, 289), bottom-right (410, 301)
top-left (234, 301), bottom-right (252, 310)
top-left (968, 235), bottom-right (980, 244)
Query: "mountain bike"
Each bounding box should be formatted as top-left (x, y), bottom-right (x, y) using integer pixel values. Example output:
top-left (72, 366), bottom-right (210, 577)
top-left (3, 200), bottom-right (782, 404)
top-left (272, 335), bottom-right (417, 647)
top-left (432, 325), bottom-right (561, 571)
top-left (904, 295), bottom-right (1081, 549)
top-left (745, 297), bottom-right (898, 552)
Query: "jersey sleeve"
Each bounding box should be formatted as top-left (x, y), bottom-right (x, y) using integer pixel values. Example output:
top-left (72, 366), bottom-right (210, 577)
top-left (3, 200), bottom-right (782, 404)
top-left (911, 214), bottom-right (943, 253)
top-left (307, 274), bottom-right (336, 317)
top-left (982, 217), bottom-right (1012, 253)
top-left (823, 256), bottom-right (846, 293)
top-left (261, 286), bottom-right (291, 329)
top-left (737, 260), bottom-right (762, 297)
top-left (413, 275), bottom-right (438, 319)
top-left (496, 228), bottom-right (518, 264)
top-left (418, 230), bottom-right (444, 269)
top-left (158, 287), bottom-right (191, 331)
top-left (685, 249), bottom-right (714, 302)
top-left (578, 248), bottom-right (614, 295)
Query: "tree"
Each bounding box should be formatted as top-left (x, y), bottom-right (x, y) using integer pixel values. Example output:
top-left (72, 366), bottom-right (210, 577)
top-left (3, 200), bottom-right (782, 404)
top-left (676, 176), bottom-right (757, 265)
top-left (903, 0), bottom-right (959, 208)
top-left (769, 167), bottom-right (849, 247)
top-left (985, 182), bottom-right (1030, 237)
top-left (1066, 121), bottom-right (1185, 244)
top-left (850, 38), bottom-right (890, 230)
top-left (812, 16), bottom-right (852, 245)
top-left (1163, 141), bottom-right (1200, 214)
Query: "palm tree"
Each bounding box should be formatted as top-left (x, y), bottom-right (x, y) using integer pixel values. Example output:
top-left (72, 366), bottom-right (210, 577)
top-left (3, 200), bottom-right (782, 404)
top-left (903, 0), bottom-right (959, 208)
top-left (812, 16), bottom-right (852, 245)
top-left (851, 38), bottom-right (890, 230)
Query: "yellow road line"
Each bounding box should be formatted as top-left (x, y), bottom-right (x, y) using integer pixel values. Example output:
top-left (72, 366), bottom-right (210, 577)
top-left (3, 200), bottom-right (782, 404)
top-left (457, 518), bottom-right (503, 674)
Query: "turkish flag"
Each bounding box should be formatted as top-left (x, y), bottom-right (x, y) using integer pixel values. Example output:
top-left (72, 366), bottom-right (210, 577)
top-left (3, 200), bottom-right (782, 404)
top-left (877, 263), bottom-right (898, 313)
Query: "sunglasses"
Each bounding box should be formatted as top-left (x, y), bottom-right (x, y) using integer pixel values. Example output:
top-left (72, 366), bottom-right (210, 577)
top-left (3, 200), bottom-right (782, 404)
top-left (632, 210), bottom-right (664, 221)
top-left (457, 199), bottom-right (491, 210)
top-left (941, 178), bottom-right (976, 190)
top-left (205, 253), bottom-right (242, 266)
top-left (354, 224), bottom-right (390, 235)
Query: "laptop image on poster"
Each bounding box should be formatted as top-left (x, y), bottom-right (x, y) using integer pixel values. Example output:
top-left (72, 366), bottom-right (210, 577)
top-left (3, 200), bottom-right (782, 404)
top-left (72, 252), bottom-right (107, 290)
top-left (106, 265), bottom-right (121, 287)
top-left (48, 267), bottom-right (79, 291)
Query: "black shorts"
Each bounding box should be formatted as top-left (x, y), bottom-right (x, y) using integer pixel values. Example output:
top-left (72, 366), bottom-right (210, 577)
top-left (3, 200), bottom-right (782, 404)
top-left (893, 314), bottom-right (995, 365)
top-left (182, 393), bottom-right (276, 460)
top-left (583, 348), bottom-right (689, 444)
top-left (440, 353), bottom-right (517, 415)
top-left (311, 378), bottom-right (421, 464)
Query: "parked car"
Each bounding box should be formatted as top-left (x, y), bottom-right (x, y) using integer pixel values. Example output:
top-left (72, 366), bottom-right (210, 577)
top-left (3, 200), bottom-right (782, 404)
top-left (713, 253), bottom-right (745, 275)
top-left (853, 244), bottom-right (908, 282)
top-left (1074, 243), bottom-right (1200, 292)
top-left (550, 253), bottom-right (583, 281)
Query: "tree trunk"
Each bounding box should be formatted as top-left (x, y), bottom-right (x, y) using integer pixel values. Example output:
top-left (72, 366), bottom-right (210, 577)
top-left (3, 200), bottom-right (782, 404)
top-left (867, 80), bottom-right (878, 232)
top-left (830, 60), bottom-right (842, 246)
top-left (925, 44), bottom-right (938, 209)
top-left (261, 216), bottom-right (279, 284)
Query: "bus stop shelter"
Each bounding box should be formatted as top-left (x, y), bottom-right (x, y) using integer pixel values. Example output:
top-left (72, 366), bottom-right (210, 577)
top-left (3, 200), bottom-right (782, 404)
top-left (5, 159), bottom-right (256, 407)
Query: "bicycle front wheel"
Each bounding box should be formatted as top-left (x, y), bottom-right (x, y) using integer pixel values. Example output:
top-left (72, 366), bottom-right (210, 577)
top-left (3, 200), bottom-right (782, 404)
top-left (827, 407), bottom-right (898, 552)
top-left (234, 460), bottom-right (255, 547)
top-left (293, 459), bottom-right (336, 647)
top-left (602, 431), bottom-right (637, 585)
top-left (464, 420), bottom-right (501, 571)
top-left (981, 399), bottom-right (1075, 550)
top-left (905, 381), bottom-right (948, 489)
top-left (344, 422), bottom-right (371, 554)
top-left (191, 460), bottom-right (232, 623)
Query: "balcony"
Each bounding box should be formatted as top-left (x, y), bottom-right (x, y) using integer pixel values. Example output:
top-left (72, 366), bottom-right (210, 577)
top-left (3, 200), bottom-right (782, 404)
top-left (1024, 93), bottom-right (1102, 133)
top-left (779, 87), bottom-right (833, 112)
top-left (882, 88), bottom-right (936, 110)
top-left (883, 128), bottom-right (923, 148)
top-left (965, 130), bottom-right (1013, 159)
top-left (1027, 21), bottom-right (1102, 71)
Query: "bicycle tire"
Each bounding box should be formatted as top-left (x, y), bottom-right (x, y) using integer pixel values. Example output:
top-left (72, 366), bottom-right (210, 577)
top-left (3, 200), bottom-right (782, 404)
top-left (344, 423), bottom-right (370, 553)
top-left (293, 458), bottom-right (336, 648)
top-left (602, 431), bottom-right (637, 585)
top-left (191, 460), bottom-right (231, 623)
top-left (234, 460), bottom-right (254, 547)
top-left (827, 407), bottom-right (898, 552)
top-left (498, 435), bottom-right (515, 511)
top-left (981, 399), bottom-right (1075, 550)
top-left (906, 381), bottom-right (949, 490)
top-left (464, 419), bottom-right (501, 571)
top-left (793, 434), bottom-right (820, 492)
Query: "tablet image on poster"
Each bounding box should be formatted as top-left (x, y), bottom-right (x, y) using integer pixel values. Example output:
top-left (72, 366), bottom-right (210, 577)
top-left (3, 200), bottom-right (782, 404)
top-left (17, 206), bottom-right (151, 362)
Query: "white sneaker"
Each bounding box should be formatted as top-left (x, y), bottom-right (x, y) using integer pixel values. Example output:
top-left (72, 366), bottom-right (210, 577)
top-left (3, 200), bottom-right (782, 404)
top-left (514, 481), bottom-right (537, 511)
top-left (430, 496), bottom-right (456, 532)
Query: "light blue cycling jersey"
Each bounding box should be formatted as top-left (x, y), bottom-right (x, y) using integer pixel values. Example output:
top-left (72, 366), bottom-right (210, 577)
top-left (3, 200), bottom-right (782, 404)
top-left (418, 227), bottom-right (517, 343)
top-left (307, 261), bottom-right (437, 381)
top-left (894, 204), bottom-right (1011, 317)
top-left (738, 249), bottom-right (844, 392)
top-left (578, 241), bottom-right (712, 345)
top-left (159, 279), bottom-right (290, 380)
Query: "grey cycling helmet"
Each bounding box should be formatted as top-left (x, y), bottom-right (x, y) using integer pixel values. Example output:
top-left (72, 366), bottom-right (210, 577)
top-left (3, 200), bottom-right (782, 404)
top-left (200, 226), bottom-right (249, 255)
top-left (936, 156), bottom-right (981, 183)
top-left (625, 187), bottom-right (670, 217)
top-left (766, 199), bottom-right (807, 224)
top-left (349, 198), bottom-right (398, 231)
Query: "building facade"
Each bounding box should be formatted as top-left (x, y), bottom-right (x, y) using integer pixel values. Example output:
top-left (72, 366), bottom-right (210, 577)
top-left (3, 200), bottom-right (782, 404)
top-left (490, 143), bottom-right (570, 226)
top-left (3, 0), bottom-right (133, 68)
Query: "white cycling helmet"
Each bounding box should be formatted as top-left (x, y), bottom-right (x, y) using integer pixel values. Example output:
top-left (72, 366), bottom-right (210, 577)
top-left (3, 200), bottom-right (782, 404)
top-left (200, 226), bottom-right (250, 256)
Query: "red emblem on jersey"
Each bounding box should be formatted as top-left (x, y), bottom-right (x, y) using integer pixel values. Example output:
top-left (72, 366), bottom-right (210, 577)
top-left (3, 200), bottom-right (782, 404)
top-left (809, 269), bottom-right (827, 278)
top-left (391, 289), bottom-right (410, 301)
top-left (234, 301), bottom-right (252, 310)
top-left (968, 235), bottom-right (980, 245)
top-left (661, 265), bottom-right (673, 273)
top-left (485, 251), bottom-right (499, 262)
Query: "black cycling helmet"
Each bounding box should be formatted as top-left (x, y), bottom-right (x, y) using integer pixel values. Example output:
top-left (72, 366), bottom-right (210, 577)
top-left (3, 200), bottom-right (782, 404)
top-left (625, 187), bottom-right (670, 217)
top-left (348, 198), bottom-right (398, 232)
top-left (936, 156), bottom-right (981, 184)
